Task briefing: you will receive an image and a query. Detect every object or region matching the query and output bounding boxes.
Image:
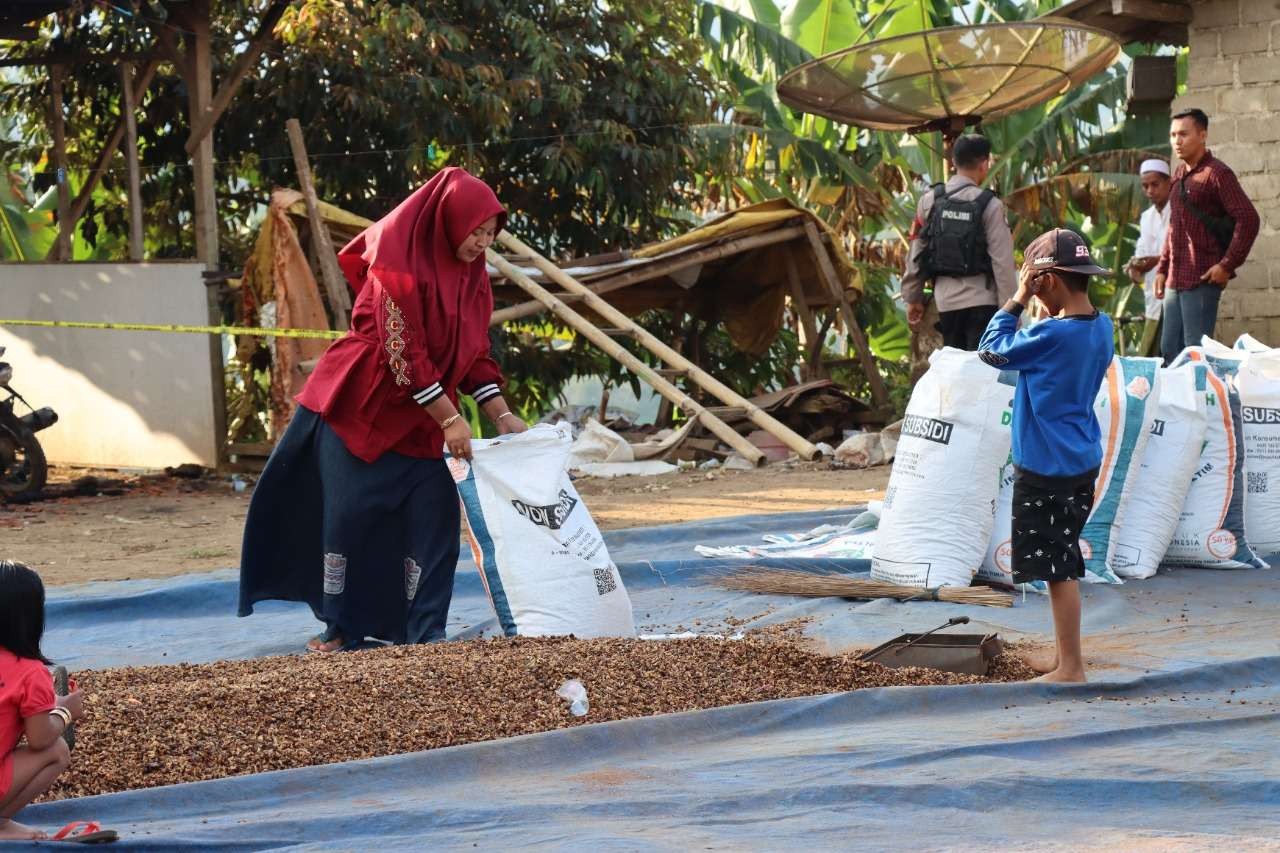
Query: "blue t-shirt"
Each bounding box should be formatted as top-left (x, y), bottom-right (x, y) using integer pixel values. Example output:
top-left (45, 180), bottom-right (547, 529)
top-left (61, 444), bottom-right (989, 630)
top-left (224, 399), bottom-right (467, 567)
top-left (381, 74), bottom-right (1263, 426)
top-left (978, 308), bottom-right (1114, 479)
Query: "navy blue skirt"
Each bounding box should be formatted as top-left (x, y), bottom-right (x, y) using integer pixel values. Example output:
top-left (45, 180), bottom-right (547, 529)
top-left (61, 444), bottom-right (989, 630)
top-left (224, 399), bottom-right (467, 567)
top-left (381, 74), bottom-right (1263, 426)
top-left (238, 406), bottom-right (461, 645)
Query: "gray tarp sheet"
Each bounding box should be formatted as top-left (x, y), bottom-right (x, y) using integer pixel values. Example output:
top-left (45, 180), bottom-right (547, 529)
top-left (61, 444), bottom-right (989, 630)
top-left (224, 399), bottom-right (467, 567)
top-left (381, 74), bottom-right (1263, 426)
top-left (19, 509), bottom-right (1280, 850)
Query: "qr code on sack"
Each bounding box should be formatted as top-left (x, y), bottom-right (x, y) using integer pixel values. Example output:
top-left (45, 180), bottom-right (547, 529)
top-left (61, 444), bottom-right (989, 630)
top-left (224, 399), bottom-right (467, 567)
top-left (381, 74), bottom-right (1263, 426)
top-left (593, 566), bottom-right (617, 596)
top-left (1248, 471), bottom-right (1268, 494)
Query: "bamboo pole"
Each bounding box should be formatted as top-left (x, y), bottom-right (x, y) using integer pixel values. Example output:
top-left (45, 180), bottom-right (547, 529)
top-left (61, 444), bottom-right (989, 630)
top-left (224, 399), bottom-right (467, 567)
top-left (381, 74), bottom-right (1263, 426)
top-left (287, 118), bottom-right (352, 328)
top-left (49, 65), bottom-right (71, 261)
top-left (486, 249), bottom-right (766, 466)
top-left (496, 230), bottom-right (820, 461)
top-left (490, 223), bottom-right (807, 326)
top-left (802, 220), bottom-right (890, 409)
top-left (121, 63), bottom-right (144, 261)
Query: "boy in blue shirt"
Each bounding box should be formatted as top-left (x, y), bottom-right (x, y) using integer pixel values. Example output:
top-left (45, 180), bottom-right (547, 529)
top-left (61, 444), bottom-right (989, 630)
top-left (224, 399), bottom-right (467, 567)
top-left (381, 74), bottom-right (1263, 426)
top-left (978, 228), bottom-right (1114, 683)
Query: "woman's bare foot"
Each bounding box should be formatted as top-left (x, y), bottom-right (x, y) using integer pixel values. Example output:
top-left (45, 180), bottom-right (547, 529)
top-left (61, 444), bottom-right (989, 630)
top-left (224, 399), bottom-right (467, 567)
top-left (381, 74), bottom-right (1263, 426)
top-left (1033, 668), bottom-right (1086, 684)
top-left (1027, 651), bottom-right (1059, 674)
top-left (305, 633), bottom-right (344, 653)
top-left (0, 819), bottom-right (48, 841)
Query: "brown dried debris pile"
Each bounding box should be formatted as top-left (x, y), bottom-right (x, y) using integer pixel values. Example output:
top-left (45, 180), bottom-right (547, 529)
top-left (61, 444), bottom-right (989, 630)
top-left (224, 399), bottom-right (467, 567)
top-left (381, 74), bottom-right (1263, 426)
top-left (49, 636), bottom-right (1032, 800)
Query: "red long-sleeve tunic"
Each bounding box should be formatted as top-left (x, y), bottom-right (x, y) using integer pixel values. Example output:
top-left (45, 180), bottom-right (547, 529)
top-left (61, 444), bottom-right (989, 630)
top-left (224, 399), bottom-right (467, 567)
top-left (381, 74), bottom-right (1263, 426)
top-left (296, 168), bottom-right (506, 463)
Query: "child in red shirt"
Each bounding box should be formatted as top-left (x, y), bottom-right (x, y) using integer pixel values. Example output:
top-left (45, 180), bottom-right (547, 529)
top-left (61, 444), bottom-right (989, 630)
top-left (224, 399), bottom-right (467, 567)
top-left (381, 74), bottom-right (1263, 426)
top-left (0, 561), bottom-right (83, 842)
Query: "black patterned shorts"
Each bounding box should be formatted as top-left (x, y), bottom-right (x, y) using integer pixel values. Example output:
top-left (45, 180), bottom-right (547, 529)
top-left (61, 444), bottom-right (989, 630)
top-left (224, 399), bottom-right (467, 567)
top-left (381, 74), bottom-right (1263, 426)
top-left (1011, 466), bottom-right (1098, 585)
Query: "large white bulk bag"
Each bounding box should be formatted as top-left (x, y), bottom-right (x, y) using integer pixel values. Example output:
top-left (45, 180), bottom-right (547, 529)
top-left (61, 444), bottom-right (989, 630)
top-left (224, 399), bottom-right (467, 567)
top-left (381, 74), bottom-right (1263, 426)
top-left (1110, 363), bottom-right (1209, 579)
top-left (1164, 349), bottom-right (1268, 569)
top-left (449, 423), bottom-right (636, 638)
top-left (873, 349), bottom-right (1012, 588)
top-left (1079, 356), bottom-right (1162, 584)
top-left (1236, 348), bottom-right (1280, 557)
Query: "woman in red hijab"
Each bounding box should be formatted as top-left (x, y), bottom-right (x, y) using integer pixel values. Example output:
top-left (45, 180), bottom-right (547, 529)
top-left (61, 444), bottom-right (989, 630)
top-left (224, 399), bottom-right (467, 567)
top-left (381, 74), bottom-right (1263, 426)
top-left (238, 167), bottom-right (526, 651)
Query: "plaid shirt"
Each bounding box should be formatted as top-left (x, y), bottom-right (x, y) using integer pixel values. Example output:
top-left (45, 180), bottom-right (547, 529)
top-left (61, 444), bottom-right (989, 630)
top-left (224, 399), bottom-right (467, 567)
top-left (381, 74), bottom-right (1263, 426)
top-left (1156, 150), bottom-right (1260, 290)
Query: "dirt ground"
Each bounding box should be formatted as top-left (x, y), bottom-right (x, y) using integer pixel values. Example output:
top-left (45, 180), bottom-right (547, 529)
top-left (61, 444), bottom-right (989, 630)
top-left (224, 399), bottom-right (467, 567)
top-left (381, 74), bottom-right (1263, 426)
top-left (1, 462), bottom-right (890, 587)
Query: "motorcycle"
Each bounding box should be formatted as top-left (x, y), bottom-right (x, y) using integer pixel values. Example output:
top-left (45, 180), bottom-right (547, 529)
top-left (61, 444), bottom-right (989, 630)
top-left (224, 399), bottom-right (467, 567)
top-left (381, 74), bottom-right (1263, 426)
top-left (0, 346), bottom-right (58, 498)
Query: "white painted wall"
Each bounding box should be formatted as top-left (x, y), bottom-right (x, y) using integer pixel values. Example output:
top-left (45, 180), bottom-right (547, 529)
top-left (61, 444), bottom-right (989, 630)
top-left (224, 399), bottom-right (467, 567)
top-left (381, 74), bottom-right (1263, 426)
top-left (0, 262), bottom-right (218, 468)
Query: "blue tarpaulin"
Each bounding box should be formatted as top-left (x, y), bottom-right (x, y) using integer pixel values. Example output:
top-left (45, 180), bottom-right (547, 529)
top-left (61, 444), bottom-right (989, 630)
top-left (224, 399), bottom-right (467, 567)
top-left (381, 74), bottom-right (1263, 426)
top-left (20, 509), bottom-right (1280, 850)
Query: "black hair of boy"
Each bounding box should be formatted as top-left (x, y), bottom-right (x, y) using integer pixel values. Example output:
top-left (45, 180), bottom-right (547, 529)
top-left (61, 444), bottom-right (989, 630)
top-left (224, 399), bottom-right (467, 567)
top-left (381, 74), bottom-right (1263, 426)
top-left (1171, 107), bottom-right (1209, 130)
top-left (952, 134), bottom-right (992, 169)
top-left (0, 560), bottom-right (52, 664)
top-left (1056, 270), bottom-right (1090, 292)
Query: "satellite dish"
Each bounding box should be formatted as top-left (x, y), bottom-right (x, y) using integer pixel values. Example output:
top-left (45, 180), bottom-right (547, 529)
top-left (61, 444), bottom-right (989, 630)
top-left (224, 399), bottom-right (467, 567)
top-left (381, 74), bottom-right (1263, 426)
top-left (777, 19), bottom-right (1121, 137)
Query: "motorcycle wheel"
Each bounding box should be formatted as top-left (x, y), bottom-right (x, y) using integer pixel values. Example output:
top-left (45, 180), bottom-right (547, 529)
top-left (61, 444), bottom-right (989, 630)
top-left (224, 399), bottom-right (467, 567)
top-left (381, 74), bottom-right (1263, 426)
top-left (0, 412), bottom-right (47, 498)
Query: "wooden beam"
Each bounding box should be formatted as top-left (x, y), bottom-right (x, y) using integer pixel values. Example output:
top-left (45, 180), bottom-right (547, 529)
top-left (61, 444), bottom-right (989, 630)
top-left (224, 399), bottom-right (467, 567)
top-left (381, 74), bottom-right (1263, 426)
top-left (486, 247), bottom-right (766, 466)
top-left (498, 230), bottom-right (820, 462)
top-left (782, 245), bottom-right (822, 380)
top-left (1110, 0), bottom-right (1192, 24)
top-left (44, 58), bottom-right (159, 260)
top-left (286, 117), bottom-right (352, 328)
top-left (802, 220), bottom-right (890, 409)
top-left (0, 50), bottom-right (154, 67)
top-left (121, 63), bottom-right (144, 261)
top-left (49, 65), bottom-right (71, 261)
top-left (184, 0), bottom-right (289, 155)
top-left (491, 223), bottom-right (808, 325)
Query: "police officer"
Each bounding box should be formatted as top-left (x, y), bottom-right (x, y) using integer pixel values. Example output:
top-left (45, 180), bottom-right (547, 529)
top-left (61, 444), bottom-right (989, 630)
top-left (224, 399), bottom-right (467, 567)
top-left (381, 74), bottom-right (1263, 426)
top-left (902, 134), bottom-right (1017, 351)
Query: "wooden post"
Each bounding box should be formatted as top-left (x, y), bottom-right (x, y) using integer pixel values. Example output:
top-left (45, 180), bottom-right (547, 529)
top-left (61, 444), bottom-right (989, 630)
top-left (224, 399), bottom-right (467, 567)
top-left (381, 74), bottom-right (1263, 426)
top-left (497, 230), bottom-right (820, 461)
top-left (42, 59), bottom-right (160, 261)
top-left (121, 63), bottom-right (144, 261)
top-left (782, 246), bottom-right (822, 379)
top-left (802, 220), bottom-right (890, 409)
top-left (486, 249), bottom-right (766, 466)
top-left (183, 0), bottom-right (226, 466)
top-left (49, 65), bottom-right (72, 261)
top-left (286, 118), bottom-right (351, 328)
top-left (184, 0), bottom-right (289, 155)
top-left (188, 3), bottom-right (219, 269)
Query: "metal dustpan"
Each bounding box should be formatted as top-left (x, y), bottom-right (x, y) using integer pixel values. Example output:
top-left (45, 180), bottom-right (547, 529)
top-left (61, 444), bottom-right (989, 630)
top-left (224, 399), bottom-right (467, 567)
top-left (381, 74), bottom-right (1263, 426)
top-left (859, 617), bottom-right (1002, 676)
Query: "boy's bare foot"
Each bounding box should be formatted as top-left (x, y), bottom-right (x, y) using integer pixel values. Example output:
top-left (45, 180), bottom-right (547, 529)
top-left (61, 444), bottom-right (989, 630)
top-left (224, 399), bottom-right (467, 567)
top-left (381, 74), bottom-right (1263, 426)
top-left (1027, 651), bottom-right (1059, 674)
top-left (1033, 668), bottom-right (1086, 684)
top-left (0, 819), bottom-right (48, 840)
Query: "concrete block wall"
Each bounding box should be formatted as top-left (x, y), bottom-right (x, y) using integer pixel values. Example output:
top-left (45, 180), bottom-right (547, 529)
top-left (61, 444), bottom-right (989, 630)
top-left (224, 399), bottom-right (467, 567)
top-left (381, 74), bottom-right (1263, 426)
top-left (1174, 0), bottom-right (1280, 344)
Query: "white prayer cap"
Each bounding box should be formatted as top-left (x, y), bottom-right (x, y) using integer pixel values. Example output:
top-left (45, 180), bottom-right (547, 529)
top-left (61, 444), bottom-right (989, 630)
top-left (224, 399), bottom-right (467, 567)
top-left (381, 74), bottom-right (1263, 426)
top-left (1139, 158), bottom-right (1171, 176)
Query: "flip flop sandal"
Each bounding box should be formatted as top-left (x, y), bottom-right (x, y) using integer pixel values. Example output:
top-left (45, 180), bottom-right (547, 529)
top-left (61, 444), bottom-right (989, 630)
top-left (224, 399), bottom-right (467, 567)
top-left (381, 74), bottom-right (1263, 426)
top-left (52, 821), bottom-right (119, 844)
top-left (305, 624), bottom-right (344, 653)
top-left (51, 665), bottom-right (75, 751)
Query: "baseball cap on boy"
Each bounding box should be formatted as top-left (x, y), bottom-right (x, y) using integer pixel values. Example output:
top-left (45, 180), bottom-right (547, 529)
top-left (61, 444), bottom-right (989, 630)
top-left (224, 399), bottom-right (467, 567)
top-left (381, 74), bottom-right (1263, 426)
top-left (1024, 228), bottom-right (1111, 276)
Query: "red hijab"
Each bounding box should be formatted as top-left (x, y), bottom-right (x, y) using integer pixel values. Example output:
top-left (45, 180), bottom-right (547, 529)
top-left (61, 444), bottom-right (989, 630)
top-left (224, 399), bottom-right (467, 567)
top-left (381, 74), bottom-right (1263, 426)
top-left (337, 166), bottom-right (506, 303)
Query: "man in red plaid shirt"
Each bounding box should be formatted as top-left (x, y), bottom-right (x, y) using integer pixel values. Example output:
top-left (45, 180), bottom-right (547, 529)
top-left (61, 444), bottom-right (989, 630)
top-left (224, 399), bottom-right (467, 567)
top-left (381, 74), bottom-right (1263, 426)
top-left (1155, 108), bottom-right (1260, 362)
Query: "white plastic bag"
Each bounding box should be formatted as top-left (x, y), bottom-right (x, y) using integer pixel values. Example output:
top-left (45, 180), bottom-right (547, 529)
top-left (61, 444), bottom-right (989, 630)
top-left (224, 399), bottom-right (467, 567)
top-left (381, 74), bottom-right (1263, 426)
top-left (450, 423), bottom-right (636, 637)
top-left (1235, 333), bottom-right (1270, 353)
top-left (1164, 350), bottom-right (1268, 569)
top-left (1079, 356), bottom-right (1162, 584)
top-left (1236, 348), bottom-right (1280, 556)
top-left (873, 349), bottom-right (1012, 588)
top-left (1110, 363), bottom-right (1209, 579)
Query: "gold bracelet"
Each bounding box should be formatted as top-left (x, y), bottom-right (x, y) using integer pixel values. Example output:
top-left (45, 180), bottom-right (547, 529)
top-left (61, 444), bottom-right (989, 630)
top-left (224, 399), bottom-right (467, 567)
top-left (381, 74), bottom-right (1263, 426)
top-left (439, 413), bottom-right (461, 430)
top-left (497, 412), bottom-right (517, 421)
top-left (50, 707), bottom-right (72, 728)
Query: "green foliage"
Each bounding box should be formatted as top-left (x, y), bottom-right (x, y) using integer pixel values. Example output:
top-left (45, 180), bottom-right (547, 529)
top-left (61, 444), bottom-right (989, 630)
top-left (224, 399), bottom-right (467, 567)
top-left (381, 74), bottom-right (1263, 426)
top-left (0, 0), bottom-right (720, 263)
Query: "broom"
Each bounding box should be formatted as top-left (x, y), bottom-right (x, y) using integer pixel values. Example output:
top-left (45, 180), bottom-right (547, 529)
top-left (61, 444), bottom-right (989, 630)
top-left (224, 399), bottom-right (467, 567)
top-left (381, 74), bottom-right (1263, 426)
top-left (712, 567), bottom-right (1013, 608)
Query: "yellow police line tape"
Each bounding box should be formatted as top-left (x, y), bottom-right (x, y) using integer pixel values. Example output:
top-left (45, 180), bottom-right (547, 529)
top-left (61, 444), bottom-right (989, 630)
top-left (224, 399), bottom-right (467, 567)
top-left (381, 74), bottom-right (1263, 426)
top-left (0, 318), bottom-right (343, 340)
